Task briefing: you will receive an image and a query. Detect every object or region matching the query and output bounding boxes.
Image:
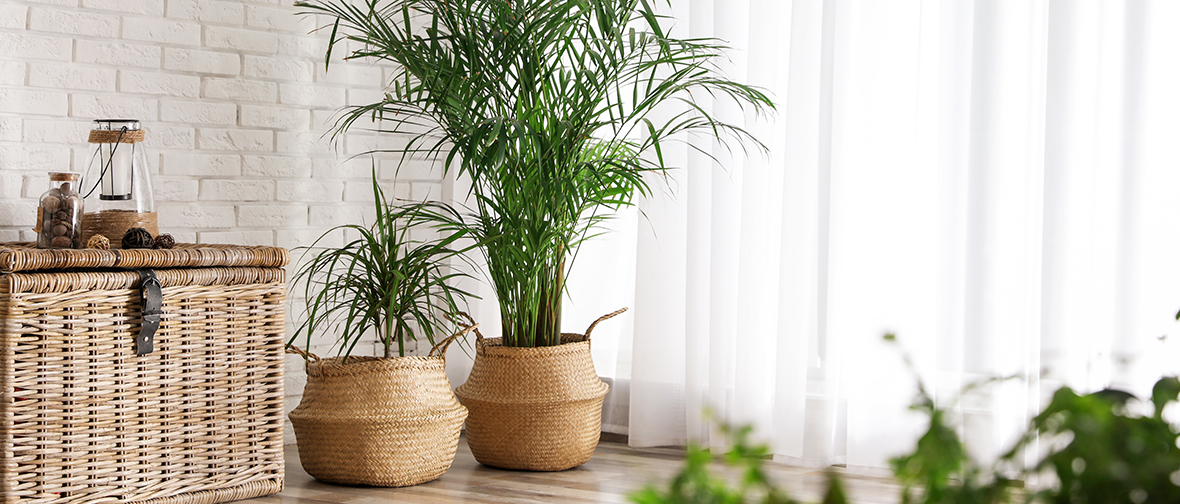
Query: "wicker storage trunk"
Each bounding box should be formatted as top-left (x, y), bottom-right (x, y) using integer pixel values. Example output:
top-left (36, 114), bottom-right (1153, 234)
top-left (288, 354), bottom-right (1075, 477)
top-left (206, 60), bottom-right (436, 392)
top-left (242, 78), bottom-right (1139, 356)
top-left (0, 243), bottom-right (289, 504)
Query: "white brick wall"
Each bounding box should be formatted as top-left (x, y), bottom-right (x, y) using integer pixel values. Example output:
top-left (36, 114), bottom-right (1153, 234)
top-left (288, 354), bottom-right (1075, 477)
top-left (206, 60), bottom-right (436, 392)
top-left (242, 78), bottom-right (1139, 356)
top-left (0, 0), bottom-right (444, 444)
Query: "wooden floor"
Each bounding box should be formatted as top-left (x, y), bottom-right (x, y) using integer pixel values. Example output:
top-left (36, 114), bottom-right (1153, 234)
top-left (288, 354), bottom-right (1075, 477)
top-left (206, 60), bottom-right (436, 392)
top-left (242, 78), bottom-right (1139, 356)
top-left (240, 437), bottom-right (903, 503)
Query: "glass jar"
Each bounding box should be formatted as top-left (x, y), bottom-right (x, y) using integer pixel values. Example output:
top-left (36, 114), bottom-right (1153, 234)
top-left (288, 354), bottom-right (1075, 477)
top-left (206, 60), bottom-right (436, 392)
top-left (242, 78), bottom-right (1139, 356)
top-left (37, 172), bottom-right (84, 249)
top-left (79, 119), bottom-right (157, 246)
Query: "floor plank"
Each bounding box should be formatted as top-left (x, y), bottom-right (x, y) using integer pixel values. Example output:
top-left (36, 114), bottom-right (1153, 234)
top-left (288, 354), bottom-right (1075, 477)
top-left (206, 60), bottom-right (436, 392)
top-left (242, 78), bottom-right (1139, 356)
top-left (243, 437), bottom-right (902, 503)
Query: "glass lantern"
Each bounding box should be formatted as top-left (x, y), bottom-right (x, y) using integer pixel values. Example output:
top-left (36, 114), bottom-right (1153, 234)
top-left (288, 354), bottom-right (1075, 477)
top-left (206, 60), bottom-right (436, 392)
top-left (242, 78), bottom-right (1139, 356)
top-left (79, 119), bottom-right (157, 246)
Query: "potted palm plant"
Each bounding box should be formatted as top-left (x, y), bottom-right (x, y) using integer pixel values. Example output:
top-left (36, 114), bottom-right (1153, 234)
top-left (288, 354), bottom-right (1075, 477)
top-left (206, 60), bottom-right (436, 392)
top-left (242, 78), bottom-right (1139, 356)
top-left (286, 175), bottom-right (476, 486)
top-left (297, 0), bottom-right (774, 471)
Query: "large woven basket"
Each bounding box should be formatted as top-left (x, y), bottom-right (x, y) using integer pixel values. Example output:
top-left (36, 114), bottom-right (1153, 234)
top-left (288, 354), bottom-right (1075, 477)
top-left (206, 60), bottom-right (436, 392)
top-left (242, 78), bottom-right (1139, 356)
top-left (454, 309), bottom-right (624, 471)
top-left (288, 330), bottom-right (472, 487)
top-left (0, 242), bottom-right (288, 504)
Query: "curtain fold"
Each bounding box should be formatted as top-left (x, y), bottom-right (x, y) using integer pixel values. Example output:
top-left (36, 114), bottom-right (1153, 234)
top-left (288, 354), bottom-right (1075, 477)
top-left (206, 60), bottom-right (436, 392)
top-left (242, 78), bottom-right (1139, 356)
top-left (607, 0), bottom-right (1180, 471)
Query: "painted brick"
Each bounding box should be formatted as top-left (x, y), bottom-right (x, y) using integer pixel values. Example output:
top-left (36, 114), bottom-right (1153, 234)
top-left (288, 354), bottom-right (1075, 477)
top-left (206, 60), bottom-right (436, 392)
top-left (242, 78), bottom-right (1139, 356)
top-left (0, 201), bottom-right (39, 227)
top-left (240, 105), bottom-right (308, 130)
top-left (310, 109), bottom-right (339, 131)
top-left (166, 0), bottom-right (243, 25)
top-left (276, 33), bottom-right (324, 59)
top-left (0, 88), bottom-right (69, 116)
top-left (163, 48), bottom-right (239, 75)
top-left (22, 119), bottom-right (92, 145)
top-left (239, 205), bottom-right (307, 227)
top-left (28, 7), bottom-right (120, 38)
top-left (278, 228), bottom-right (341, 250)
top-left (0, 61), bottom-right (25, 86)
top-left (82, 0), bottom-right (164, 16)
top-left (315, 157), bottom-right (376, 179)
top-left (242, 155), bottom-right (312, 178)
top-left (199, 179), bottom-right (274, 201)
top-left (279, 83), bottom-right (345, 109)
top-left (124, 17), bottom-right (201, 46)
top-left (411, 182), bottom-right (443, 202)
top-left (0, 118), bottom-right (20, 142)
top-left (315, 64), bottom-right (384, 87)
top-left (21, 174), bottom-right (43, 198)
top-left (344, 179), bottom-right (406, 203)
top-left (160, 100), bottom-right (237, 125)
top-left (277, 180), bottom-right (343, 203)
top-left (0, 33), bottom-right (71, 62)
top-left (143, 124), bottom-right (195, 149)
top-left (169, 231), bottom-right (198, 243)
top-left (156, 204), bottom-right (236, 228)
top-left (198, 128), bottom-right (272, 152)
top-left (0, 4), bottom-right (27, 29)
top-left (245, 5), bottom-right (311, 33)
top-left (243, 55), bottom-right (312, 82)
top-left (29, 64), bottom-right (116, 92)
top-left (203, 77), bottom-right (277, 102)
top-left (276, 132), bottom-right (332, 154)
top-left (343, 133), bottom-right (386, 156)
top-left (70, 94), bottom-right (159, 121)
top-left (120, 70), bottom-right (200, 98)
top-left (76, 41), bottom-right (162, 69)
top-left (309, 204), bottom-right (370, 227)
top-left (198, 230), bottom-right (274, 246)
top-left (347, 88), bottom-right (386, 107)
top-left (0, 145), bottom-right (71, 171)
top-left (380, 158), bottom-right (442, 181)
top-left (205, 26), bottom-right (279, 54)
top-left (153, 178), bottom-right (199, 202)
top-left (0, 172), bottom-right (22, 199)
top-left (159, 152), bottom-right (240, 176)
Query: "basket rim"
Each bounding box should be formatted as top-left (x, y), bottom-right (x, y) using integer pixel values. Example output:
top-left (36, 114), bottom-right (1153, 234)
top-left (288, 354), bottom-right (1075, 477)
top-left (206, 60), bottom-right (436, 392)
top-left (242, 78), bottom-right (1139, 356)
top-left (0, 241), bottom-right (290, 273)
top-left (475, 334), bottom-right (591, 356)
top-left (307, 354), bottom-right (446, 376)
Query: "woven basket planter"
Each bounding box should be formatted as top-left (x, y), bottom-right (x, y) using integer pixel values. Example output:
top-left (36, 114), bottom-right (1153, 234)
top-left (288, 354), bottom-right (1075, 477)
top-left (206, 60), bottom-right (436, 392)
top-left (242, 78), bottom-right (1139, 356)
top-left (288, 333), bottom-right (470, 487)
top-left (454, 309), bottom-right (624, 471)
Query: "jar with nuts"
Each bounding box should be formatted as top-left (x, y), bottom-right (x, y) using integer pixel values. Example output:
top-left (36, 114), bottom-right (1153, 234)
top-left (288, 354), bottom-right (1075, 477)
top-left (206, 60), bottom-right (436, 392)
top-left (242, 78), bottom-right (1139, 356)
top-left (37, 172), bottom-right (84, 249)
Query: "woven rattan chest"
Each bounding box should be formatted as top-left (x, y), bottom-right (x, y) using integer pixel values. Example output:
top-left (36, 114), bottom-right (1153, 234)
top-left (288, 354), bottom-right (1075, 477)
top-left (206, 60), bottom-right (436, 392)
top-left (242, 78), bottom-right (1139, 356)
top-left (0, 243), bottom-right (288, 504)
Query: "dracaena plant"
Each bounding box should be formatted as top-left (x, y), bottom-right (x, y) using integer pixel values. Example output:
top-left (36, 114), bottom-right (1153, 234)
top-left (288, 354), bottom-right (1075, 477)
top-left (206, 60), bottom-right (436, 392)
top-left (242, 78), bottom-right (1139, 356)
top-left (290, 174), bottom-right (474, 359)
top-left (298, 0), bottom-right (774, 347)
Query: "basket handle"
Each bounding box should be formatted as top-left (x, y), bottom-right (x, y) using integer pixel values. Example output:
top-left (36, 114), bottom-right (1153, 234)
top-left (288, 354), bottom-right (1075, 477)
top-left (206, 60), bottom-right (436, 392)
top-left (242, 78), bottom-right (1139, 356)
top-left (285, 345), bottom-right (321, 363)
top-left (584, 307), bottom-right (628, 340)
top-left (429, 323), bottom-right (479, 358)
top-left (454, 311), bottom-right (486, 343)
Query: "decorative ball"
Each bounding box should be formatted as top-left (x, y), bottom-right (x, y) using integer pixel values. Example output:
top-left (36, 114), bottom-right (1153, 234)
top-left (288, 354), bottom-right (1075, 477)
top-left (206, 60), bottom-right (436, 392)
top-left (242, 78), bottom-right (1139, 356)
top-left (153, 233), bottom-right (175, 250)
top-left (122, 227), bottom-right (154, 249)
top-left (86, 234), bottom-right (111, 250)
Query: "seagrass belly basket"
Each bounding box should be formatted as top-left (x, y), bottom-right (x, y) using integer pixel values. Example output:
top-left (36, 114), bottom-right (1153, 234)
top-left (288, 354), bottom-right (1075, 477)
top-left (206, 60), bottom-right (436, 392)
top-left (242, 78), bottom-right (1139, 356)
top-left (0, 242), bottom-right (288, 504)
top-left (454, 309), bottom-right (624, 472)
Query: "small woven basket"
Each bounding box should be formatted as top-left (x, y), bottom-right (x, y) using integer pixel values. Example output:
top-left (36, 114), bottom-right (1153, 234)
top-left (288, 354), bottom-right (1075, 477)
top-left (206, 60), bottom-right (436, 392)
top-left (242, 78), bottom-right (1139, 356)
top-left (288, 329), bottom-right (472, 487)
top-left (454, 309), bottom-right (624, 471)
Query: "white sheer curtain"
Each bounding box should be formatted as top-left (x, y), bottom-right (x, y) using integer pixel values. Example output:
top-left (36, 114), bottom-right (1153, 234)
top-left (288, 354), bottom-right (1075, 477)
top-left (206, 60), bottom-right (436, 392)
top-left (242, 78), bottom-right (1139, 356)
top-left (590, 0), bottom-right (1180, 472)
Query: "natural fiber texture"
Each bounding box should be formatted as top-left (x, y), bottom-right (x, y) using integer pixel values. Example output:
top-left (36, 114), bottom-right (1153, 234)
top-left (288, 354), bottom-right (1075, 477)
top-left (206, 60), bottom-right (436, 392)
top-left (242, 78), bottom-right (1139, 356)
top-left (81, 210), bottom-right (159, 247)
top-left (88, 129), bottom-right (145, 143)
top-left (455, 309), bottom-right (622, 471)
top-left (0, 265), bottom-right (287, 504)
top-left (288, 333), bottom-right (469, 487)
top-left (0, 242), bottom-right (290, 273)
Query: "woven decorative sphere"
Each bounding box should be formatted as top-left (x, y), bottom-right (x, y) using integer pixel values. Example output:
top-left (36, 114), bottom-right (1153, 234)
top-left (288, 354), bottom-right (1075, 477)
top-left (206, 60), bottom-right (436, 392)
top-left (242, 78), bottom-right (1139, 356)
top-left (122, 227), bottom-right (154, 249)
top-left (153, 233), bottom-right (175, 250)
top-left (86, 234), bottom-right (110, 250)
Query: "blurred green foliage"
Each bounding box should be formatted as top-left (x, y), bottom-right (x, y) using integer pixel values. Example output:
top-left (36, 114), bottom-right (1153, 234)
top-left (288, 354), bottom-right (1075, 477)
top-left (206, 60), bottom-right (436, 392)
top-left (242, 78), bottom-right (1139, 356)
top-left (632, 344), bottom-right (1180, 503)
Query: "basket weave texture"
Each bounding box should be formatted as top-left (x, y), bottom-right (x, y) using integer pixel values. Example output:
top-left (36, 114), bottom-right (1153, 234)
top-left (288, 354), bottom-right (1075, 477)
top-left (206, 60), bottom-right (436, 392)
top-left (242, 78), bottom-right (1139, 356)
top-left (455, 312), bottom-right (620, 471)
top-left (288, 335), bottom-right (469, 487)
top-left (0, 242), bottom-right (287, 504)
top-left (0, 242), bottom-right (289, 274)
